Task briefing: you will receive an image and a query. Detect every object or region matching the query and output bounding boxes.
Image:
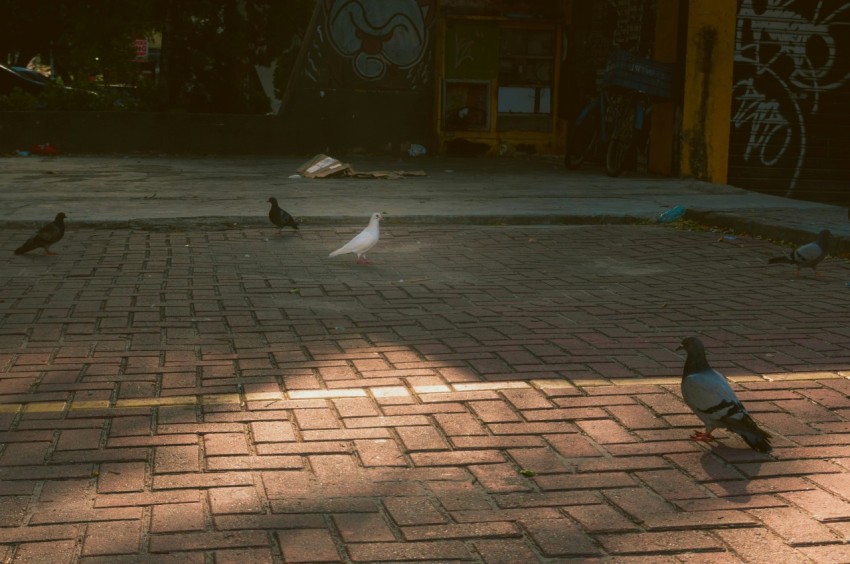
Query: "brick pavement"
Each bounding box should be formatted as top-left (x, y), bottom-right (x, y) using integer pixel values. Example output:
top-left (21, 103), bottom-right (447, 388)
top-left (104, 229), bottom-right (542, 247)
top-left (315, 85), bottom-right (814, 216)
top-left (0, 223), bottom-right (849, 562)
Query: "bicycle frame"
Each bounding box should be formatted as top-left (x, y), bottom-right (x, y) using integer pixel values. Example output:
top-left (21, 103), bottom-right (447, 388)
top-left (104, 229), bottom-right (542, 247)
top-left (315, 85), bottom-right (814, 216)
top-left (575, 91), bottom-right (609, 143)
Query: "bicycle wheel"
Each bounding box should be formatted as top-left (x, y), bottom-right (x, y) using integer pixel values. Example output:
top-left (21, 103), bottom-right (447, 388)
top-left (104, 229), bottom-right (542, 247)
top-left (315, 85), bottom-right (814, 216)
top-left (565, 106), bottom-right (599, 170)
top-left (605, 103), bottom-right (635, 177)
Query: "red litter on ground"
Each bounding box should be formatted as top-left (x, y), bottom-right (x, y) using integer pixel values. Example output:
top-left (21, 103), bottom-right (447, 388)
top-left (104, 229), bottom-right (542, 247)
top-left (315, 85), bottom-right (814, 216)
top-left (30, 143), bottom-right (59, 156)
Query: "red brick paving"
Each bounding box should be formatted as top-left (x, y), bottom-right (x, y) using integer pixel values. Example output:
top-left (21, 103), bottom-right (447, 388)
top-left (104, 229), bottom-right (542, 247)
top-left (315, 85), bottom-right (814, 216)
top-left (1, 224), bottom-right (850, 561)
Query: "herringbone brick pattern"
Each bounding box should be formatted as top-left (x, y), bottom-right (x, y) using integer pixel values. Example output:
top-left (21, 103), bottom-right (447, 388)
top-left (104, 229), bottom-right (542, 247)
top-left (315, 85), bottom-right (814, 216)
top-left (1, 224), bottom-right (849, 562)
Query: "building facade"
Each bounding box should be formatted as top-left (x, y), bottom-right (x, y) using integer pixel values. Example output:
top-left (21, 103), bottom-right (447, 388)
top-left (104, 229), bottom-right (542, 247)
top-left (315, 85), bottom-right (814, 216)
top-left (279, 0), bottom-right (850, 204)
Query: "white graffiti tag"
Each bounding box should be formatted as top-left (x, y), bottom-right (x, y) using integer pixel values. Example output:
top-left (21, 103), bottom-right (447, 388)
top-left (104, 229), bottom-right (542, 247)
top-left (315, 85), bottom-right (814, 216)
top-left (732, 0), bottom-right (850, 196)
top-left (732, 78), bottom-right (795, 166)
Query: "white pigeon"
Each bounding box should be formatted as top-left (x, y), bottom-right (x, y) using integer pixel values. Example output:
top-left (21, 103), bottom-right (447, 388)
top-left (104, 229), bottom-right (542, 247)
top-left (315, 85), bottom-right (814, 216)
top-left (328, 212), bottom-right (382, 264)
top-left (678, 336), bottom-right (772, 453)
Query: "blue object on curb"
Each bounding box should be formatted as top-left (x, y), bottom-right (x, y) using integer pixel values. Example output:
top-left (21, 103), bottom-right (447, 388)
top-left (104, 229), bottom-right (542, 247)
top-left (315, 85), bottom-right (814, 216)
top-left (656, 205), bottom-right (686, 223)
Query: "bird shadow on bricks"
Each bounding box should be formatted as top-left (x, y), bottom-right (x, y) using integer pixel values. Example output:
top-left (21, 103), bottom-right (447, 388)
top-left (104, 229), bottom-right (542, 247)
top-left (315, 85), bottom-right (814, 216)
top-left (699, 447), bottom-right (771, 501)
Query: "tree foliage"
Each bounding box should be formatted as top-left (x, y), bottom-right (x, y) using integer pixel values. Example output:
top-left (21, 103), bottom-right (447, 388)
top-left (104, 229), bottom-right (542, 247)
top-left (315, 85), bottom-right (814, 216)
top-left (0, 0), bottom-right (161, 82)
top-left (0, 0), bottom-right (315, 113)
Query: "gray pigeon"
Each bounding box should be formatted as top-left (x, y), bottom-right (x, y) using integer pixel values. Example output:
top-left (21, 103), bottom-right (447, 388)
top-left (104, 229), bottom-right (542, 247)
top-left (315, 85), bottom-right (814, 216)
top-left (677, 336), bottom-right (772, 453)
top-left (14, 212), bottom-right (66, 255)
top-left (267, 197), bottom-right (298, 232)
top-left (329, 212), bottom-right (382, 264)
top-left (768, 229), bottom-right (830, 277)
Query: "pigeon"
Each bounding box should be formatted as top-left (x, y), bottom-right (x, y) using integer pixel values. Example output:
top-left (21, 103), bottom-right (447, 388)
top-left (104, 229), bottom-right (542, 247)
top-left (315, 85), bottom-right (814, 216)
top-left (267, 197), bottom-right (298, 232)
top-left (677, 336), bottom-right (772, 453)
top-left (14, 212), bottom-right (66, 256)
top-left (328, 212), bottom-right (382, 264)
top-left (768, 229), bottom-right (831, 277)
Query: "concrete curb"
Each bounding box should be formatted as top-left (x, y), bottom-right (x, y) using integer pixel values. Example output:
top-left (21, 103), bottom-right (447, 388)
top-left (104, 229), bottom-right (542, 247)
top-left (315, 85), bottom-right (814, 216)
top-left (0, 214), bottom-right (654, 231)
top-left (686, 210), bottom-right (850, 255)
top-left (3, 210), bottom-right (847, 256)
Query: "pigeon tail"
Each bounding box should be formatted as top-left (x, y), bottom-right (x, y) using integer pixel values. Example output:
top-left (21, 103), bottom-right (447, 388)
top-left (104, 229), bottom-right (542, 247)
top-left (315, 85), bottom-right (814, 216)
top-left (733, 420), bottom-right (773, 453)
top-left (739, 429), bottom-right (772, 453)
top-left (14, 212), bottom-right (65, 255)
top-left (14, 239), bottom-right (39, 255)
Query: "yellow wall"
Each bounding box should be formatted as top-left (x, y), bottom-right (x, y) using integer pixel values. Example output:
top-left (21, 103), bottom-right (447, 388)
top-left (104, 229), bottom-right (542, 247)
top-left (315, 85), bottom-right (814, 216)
top-left (679, 0), bottom-right (737, 183)
top-left (649, 0), bottom-right (680, 175)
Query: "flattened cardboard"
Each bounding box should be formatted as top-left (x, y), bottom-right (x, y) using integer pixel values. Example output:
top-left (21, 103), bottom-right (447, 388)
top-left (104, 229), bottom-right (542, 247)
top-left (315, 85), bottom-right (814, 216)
top-left (297, 154), bottom-right (427, 180)
top-left (297, 154), bottom-right (352, 178)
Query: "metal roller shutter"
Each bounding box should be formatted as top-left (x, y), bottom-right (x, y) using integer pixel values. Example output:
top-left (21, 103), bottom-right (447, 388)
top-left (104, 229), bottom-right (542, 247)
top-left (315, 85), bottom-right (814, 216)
top-left (728, 0), bottom-right (850, 204)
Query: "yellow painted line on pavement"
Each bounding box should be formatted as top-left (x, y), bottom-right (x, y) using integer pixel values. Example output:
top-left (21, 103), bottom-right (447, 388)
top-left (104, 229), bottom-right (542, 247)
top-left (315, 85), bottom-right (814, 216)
top-left (762, 371), bottom-right (844, 381)
top-left (288, 389), bottom-right (367, 399)
top-left (412, 385), bottom-right (452, 394)
top-left (3, 373), bottom-right (844, 415)
top-left (371, 386), bottom-right (409, 398)
top-left (552, 378), bottom-right (603, 388)
top-left (533, 379), bottom-right (580, 389)
top-left (70, 400), bottom-right (111, 410)
top-left (244, 392), bottom-right (283, 402)
top-left (204, 393), bottom-right (241, 405)
top-left (454, 381), bottom-right (530, 392)
top-left (726, 375), bottom-right (766, 383)
top-left (615, 377), bottom-right (680, 386)
top-left (24, 401), bottom-right (68, 413)
top-left (115, 397), bottom-right (197, 408)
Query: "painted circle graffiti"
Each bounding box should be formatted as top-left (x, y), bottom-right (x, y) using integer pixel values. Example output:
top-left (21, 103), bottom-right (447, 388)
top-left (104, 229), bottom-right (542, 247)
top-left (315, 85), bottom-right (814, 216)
top-left (326, 0), bottom-right (434, 80)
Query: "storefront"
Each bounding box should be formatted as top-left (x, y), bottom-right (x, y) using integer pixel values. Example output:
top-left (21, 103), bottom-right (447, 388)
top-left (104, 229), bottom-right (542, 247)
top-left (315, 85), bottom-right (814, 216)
top-left (434, 1), bottom-right (567, 156)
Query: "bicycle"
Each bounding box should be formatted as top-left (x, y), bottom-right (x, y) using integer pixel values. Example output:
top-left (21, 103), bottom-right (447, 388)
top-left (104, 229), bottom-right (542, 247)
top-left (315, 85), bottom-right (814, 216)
top-left (567, 50), bottom-right (673, 177)
top-left (564, 88), bottom-right (611, 170)
top-left (600, 50), bottom-right (673, 177)
top-left (604, 90), bottom-right (652, 177)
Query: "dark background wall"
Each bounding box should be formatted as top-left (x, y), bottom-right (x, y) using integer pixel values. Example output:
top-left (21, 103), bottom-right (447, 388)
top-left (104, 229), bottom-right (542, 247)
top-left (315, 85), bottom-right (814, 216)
top-left (728, 0), bottom-right (850, 205)
top-left (0, 112), bottom-right (293, 155)
top-left (280, 0), bottom-right (437, 155)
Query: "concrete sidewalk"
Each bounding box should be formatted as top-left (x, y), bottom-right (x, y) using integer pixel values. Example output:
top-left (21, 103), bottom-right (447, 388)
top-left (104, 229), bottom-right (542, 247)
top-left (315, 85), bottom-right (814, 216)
top-left (1, 155), bottom-right (847, 246)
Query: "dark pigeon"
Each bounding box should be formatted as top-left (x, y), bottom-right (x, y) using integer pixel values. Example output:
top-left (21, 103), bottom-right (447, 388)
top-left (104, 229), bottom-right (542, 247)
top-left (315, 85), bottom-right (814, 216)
top-left (267, 197), bottom-right (298, 232)
top-left (14, 212), bottom-right (66, 255)
top-left (677, 336), bottom-right (772, 453)
top-left (768, 229), bottom-right (831, 277)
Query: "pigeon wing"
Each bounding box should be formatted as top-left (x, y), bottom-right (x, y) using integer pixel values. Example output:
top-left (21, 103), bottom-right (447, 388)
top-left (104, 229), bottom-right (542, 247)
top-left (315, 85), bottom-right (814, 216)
top-left (793, 241), bottom-right (823, 265)
top-left (37, 223), bottom-right (62, 245)
top-left (329, 227), bottom-right (376, 257)
top-left (280, 210), bottom-right (298, 229)
top-left (682, 369), bottom-right (771, 452)
top-left (681, 369), bottom-right (740, 426)
top-left (14, 222), bottom-right (61, 254)
top-left (269, 206), bottom-right (283, 227)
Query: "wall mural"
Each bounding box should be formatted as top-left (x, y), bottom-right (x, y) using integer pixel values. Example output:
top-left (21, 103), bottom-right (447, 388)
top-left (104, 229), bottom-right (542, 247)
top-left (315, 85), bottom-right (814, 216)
top-left (731, 0), bottom-right (850, 197)
top-left (304, 0), bottom-right (435, 87)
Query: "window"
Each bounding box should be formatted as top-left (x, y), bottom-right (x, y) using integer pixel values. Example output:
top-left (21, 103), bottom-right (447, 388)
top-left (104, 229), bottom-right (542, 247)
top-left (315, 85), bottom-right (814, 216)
top-left (497, 27), bottom-right (555, 131)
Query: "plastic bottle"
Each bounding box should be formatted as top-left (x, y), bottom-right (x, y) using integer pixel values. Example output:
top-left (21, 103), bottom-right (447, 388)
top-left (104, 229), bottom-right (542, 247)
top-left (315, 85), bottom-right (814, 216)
top-left (407, 144), bottom-right (427, 157)
top-left (656, 205), bottom-right (686, 223)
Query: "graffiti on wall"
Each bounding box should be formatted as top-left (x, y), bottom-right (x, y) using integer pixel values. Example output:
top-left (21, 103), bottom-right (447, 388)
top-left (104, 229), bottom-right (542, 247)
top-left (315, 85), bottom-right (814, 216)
top-left (320, 0), bottom-right (435, 83)
top-left (731, 0), bottom-right (850, 196)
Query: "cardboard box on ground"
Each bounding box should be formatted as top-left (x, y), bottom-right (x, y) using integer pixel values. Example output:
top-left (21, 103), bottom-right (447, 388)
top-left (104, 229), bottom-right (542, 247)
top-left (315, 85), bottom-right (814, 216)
top-left (297, 154), bottom-right (426, 180)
